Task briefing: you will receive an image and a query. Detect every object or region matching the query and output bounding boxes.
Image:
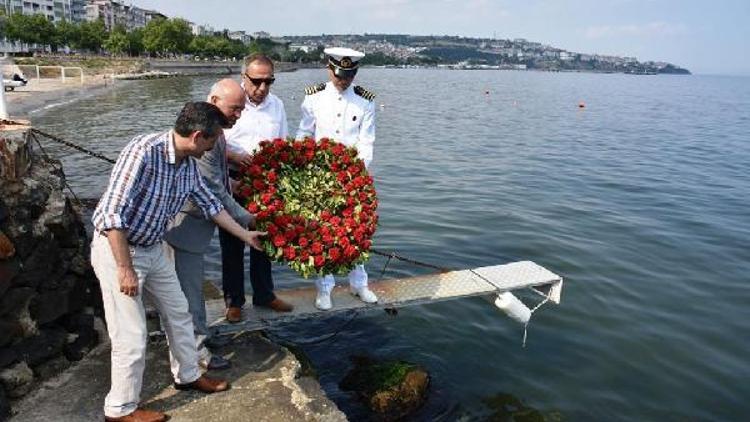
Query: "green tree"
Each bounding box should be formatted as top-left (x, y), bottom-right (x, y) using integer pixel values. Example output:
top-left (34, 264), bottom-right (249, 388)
top-left (143, 18), bottom-right (192, 56)
top-left (55, 19), bottom-right (81, 50)
top-left (103, 31), bottom-right (128, 55)
top-left (126, 27), bottom-right (144, 56)
top-left (4, 13), bottom-right (57, 50)
top-left (78, 19), bottom-right (106, 52)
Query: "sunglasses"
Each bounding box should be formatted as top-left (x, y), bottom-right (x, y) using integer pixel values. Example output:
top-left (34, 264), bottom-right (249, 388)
top-left (244, 73), bottom-right (275, 86)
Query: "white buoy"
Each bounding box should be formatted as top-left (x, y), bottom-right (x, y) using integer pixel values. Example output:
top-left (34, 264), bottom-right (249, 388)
top-left (494, 292), bottom-right (531, 324)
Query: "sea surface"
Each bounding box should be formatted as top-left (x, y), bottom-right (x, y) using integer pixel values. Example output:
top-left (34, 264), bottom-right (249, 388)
top-left (32, 69), bottom-right (750, 421)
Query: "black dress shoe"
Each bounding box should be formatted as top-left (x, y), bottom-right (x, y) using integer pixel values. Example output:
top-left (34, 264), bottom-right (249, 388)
top-left (201, 355), bottom-right (232, 371)
top-left (204, 335), bottom-right (231, 350)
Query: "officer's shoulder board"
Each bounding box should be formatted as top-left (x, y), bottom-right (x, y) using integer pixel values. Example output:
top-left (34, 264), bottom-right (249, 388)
top-left (304, 82), bottom-right (326, 95)
top-left (353, 85), bottom-right (376, 101)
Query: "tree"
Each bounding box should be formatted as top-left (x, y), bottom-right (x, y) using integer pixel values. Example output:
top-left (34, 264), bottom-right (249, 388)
top-left (78, 19), bottom-right (106, 52)
top-left (55, 19), bottom-right (81, 50)
top-left (4, 13), bottom-right (57, 50)
top-left (126, 27), bottom-right (144, 56)
top-left (143, 18), bottom-right (193, 56)
top-left (103, 31), bottom-right (128, 55)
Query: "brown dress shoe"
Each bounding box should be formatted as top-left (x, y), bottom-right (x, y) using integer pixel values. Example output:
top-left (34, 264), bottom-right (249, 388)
top-left (225, 306), bottom-right (242, 323)
top-left (104, 408), bottom-right (168, 422)
top-left (260, 298), bottom-right (294, 312)
top-left (174, 375), bottom-right (230, 393)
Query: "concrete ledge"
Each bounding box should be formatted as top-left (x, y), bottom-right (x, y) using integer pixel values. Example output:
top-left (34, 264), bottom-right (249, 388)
top-left (9, 331), bottom-right (346, 421)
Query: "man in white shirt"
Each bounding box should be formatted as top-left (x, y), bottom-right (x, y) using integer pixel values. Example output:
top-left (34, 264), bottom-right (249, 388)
top-left (296, 47), bottom-right (378, 311)
top-left (221, 54), bottom-right (293, 322)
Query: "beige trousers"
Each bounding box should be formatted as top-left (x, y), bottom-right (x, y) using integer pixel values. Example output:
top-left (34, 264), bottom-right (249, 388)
top-left (91, 232), bottom-right (200, 418)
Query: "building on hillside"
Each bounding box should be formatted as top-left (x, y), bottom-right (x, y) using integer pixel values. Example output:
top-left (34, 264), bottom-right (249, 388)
top-left (191, 22), bottom-right (214, 36)
top-left (1, 0), bottom-right (86, 23)
top-left (228, 30), bottom-right (252, 44)
top-left (252, 31), bottom-right (270, 39)
top-left (85, 0), bottom-right (150, 31)
top-left (144, 9), bottom-right (166, 23)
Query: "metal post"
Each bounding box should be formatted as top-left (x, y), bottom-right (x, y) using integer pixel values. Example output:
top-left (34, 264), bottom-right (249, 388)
top-left (0, 77), bottom-right (8, 119)
top-left (36, 65), bottom-right (40, 81)
top-left (61, 66), bottom-right (65, 83)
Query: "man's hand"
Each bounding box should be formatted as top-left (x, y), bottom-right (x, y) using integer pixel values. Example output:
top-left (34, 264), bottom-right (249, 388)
top-left (118, 266), bottom-right (139, 297)
top-left (230, 178), bottom-right (241, 194)
top-left (228, 151), bottom-right (253, 168)
top-left (245, 231), bottom-right (267, 251)
top-left (238, 153), bottom-right (253, 168)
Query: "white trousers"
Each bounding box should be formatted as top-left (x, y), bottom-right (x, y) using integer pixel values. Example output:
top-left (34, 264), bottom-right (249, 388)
top-left (91, 232), bottom-right (200, 418)
top-left (316, 264), bottom-right (368, 293)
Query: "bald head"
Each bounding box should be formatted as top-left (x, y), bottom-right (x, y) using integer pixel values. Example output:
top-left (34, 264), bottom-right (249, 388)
top-left (207, 78), bottom-right (245, 127)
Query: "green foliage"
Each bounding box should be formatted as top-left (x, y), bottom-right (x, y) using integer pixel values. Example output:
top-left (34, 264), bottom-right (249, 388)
top-left (103, 31), bottom-right (128, 55)
top-left (143, 18), bottom-right (193, 55)
top-left (4, 13), bottom-right (57, 49)
top-left (77, 19), bottom-right (106, 52)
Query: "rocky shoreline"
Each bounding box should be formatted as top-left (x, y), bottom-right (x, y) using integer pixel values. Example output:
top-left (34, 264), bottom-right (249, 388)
top-left (0, 129), bottom-right (348, 421)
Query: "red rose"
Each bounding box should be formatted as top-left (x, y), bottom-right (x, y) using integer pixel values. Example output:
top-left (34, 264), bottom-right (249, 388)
top-left (300, 250), bottom-right (310, 262)
top-left (344, 245), bottom-right (358, 259)
top-left (328, 247), bottom-right (341, 262)
top-left (253, 179), bottom-right (265, 191)
top-left (249, 165), bottom-right (263, 176)
top-left (314, 255), bottom-right (325, 268)
top-left (261, 192), bottom-right (273, 205)
top-left (267, 170), bottom-right (277, 183)
top-left (284, 230), bottom-right (296, 241)
top-left (247, 202), bottom-right (259, 213)
top-left (329, 216), bottom-right (341, 225)
top-left (322, 233), bottom-right (334, 246)
top-left (298, 237), bottom-right (309, 248)
top-left (284, 246), bottom-right (296, 260)
top-left (266, 223), bottom-right (279, 235)
top-left (360, 239), bottom-right (372, 249)
top-left (272, 234), bottom-right (286, 247)
top-left (311, 242), bottom-right (324, 255)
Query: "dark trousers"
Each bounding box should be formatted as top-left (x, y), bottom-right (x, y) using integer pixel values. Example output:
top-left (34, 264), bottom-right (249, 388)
top-left (219, 227), bottom-right (276, 308)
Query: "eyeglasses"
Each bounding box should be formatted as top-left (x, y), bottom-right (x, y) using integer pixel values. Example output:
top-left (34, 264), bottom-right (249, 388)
top-left (244, 73), bottom-right (275, 86)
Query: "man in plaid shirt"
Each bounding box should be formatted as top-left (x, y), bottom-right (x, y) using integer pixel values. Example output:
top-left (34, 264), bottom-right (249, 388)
top-left (91, 102), bottom-right (265, 422)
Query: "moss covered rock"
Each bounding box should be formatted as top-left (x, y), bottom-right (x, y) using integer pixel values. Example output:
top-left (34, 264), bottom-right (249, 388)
top-left (340, 355), bottom-right (429, 420)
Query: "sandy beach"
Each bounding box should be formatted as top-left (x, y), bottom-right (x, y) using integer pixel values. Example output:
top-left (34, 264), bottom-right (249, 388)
top-left (4, 75), bottom-right (119, 118)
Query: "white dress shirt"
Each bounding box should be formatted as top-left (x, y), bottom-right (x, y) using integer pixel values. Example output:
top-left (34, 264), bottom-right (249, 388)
top-left (224, 91), bottom-right (288, 157)
top-left (296, 81), bottom-right (376, 168)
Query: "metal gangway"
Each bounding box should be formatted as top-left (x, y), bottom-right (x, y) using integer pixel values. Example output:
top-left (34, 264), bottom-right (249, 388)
top-left (207, 260), bottom-right (563, 335)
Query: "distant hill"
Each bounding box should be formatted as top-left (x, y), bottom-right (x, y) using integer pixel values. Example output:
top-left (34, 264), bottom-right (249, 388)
top-left (279, 33), bottom-right (690, 75)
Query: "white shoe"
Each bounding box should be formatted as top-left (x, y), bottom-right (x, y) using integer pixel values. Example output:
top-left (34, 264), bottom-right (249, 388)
top-left (315, 291), bottom-right (332, 310)
top-left (351, 286), bottom-right (378, 304)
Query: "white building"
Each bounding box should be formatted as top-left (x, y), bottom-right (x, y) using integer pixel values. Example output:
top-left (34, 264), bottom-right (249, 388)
top-left (85, 0), bottom-right (150, 31)
top-left (2, 0), bottom-right (86, 22)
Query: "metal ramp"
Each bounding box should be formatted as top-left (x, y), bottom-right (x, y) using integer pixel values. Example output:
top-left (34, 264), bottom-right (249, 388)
top-left (207, 260), bottom-right (563, 334)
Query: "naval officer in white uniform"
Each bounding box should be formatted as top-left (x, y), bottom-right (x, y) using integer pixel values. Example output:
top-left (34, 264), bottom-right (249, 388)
top-left (296, 47), bottom-right (378, 310)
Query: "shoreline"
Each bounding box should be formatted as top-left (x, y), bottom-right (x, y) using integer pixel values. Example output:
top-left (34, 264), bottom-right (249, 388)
top-left (5, 75), bottom-right (120, 118)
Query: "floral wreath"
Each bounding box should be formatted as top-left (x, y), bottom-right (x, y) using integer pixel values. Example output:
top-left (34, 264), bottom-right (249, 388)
top-left (236, 137), bottom-right (378, 278)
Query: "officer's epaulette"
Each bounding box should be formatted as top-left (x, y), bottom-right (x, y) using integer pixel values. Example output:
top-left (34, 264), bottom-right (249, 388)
top-left (304, 83), bottom-right (326, 95)
top-left (353, 85), bottom-right (376, 101)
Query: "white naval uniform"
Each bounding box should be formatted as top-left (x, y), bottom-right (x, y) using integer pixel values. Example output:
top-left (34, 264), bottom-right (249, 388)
top-left (296, 81), bottom-right (376, 168)
top-left (224, 90), bottom-right (288, 168)
top-left (296, 81), bottom-right (376, 293)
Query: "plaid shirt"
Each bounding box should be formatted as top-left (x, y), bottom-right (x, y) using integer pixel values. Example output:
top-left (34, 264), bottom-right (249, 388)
top-left (93, 130), bottom-right (224, 247)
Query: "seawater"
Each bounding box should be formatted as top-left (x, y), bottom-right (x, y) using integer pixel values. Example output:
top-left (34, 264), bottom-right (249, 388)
top-left (33, 69), bottom-right (750, 421)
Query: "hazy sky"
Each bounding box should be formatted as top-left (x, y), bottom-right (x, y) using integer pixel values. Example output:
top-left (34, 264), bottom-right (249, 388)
top-left (133, 0), bottom-right (749, 75)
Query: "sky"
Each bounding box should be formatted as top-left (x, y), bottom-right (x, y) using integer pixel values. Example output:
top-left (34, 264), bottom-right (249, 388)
top-left (133, 0), bottom-right (750, 75)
